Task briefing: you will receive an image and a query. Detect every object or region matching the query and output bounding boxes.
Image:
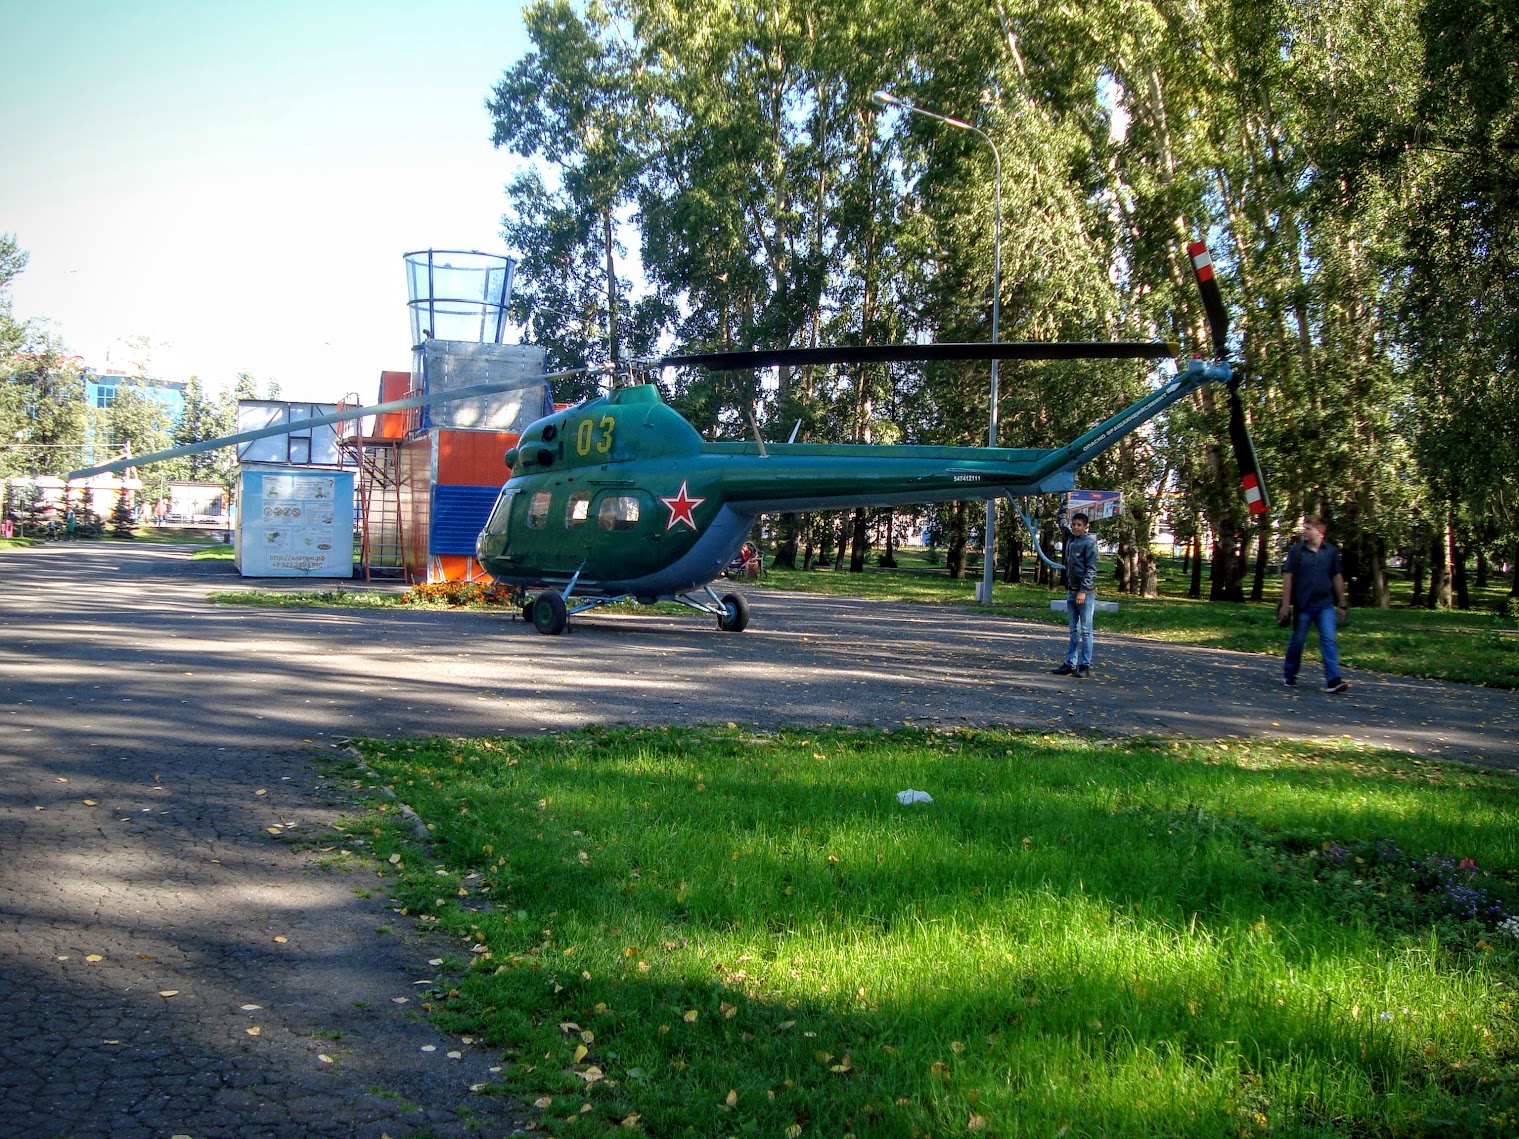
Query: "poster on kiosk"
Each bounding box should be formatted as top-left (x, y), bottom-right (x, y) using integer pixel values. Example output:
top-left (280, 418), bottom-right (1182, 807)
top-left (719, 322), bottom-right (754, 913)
top-left (234, 466), bottom-right (355, 577)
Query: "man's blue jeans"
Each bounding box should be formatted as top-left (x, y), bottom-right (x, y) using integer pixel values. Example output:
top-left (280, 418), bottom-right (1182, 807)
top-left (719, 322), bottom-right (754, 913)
top-left (1284, 605), bottom-right (1341, 684)
top-left (1065, 591), bottom-right (1096, 669)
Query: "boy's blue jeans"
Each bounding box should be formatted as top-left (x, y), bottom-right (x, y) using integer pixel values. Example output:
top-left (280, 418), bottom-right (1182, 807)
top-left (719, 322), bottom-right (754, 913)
top-left (1284, 605), bottom-right (1341, 684)
top-left (1064, 591), bottom-right (1096, 669)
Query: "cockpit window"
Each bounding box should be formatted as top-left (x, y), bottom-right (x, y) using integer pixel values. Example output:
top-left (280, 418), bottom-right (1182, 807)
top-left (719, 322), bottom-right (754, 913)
top-left (527, 490), bottom-right (553, 529)
top-left (566, 491), bottom-right (591, 529)
top-left (485, 489), bottom-right (515, 537)
top-left (597, 494), bottom-right (641, 532)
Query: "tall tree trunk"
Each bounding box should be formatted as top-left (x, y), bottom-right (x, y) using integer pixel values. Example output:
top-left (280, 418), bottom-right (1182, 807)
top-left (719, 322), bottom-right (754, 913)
top-left (773, 512), bottom-right (800, 569)
top-left (1189, 534), bottom-right (1203, 599)
top-left (1367, 537), bottom-right (1390, 608)
top-left (1451, 532), bottom-right (1470, 610)
top-left (817, 515), bottom-right (835, 568)
top-left (881, 510), bottom-right (897, 569)
top-left (602, 207), bottom-right (619, 365)
top-left (947, 502), bottom-right (968, 579)
top-left (1140, 548), bottom-right (1159, 597)
top-left (1425, 524), bottom-right (1451, 609)
top-left (1475, 547), bottom-right (1488, 590)
top-left (1004, 520), bottom-right (1023, 583)
top-left (1251, 524), bottom-right (1269, 602)
top-left (1209, 534), bottom-right (1245, 602)
top-left (848, 508), bottom-right (869, 572)
top-left (833, 513), bottom-right (849, 571)
top-left (1511, 540), bottom-right (1519, 597)
top-left (1410, 550), bottom-right (1425, 607)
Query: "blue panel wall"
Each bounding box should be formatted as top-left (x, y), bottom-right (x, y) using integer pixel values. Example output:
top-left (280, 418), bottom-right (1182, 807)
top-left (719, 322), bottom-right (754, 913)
top-left (430, 484), bottom-right (501, 555)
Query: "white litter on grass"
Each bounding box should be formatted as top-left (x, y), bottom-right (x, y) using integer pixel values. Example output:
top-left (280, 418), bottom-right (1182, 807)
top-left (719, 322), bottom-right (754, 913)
top-left (896, 789), bottom-right (933, 805)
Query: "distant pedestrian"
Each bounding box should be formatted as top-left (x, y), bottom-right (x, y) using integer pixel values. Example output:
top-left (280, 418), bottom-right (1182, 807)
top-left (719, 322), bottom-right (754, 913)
top-left (154, 499), bottom-right (168, 526)
top-left (1278, 516), bottom-right (1349, 693)
top-left (1051, 506), bottom-right (1098, 679)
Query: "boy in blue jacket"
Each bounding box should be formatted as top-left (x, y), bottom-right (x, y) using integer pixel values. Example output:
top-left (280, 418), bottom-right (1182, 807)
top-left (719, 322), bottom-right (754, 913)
top-left (1051, 507), bottom-right (1099, 678)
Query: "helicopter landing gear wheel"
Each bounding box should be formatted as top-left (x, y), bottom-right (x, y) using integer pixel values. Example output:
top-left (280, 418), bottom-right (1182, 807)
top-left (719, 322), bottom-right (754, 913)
top-left (531, 591), bottom-right (569, 635)
top-left (717, 592), bottom-right (750, 633)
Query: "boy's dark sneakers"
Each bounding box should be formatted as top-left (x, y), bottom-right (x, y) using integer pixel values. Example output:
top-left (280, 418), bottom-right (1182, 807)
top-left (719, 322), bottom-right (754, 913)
top-left (1077, 665), bottom-right (1091, 679)
top-left (1326, 679), bottom-right (1349, 694)
top-left (1283, 677), bottom-right (1296, 687)
top-left (1052, 664), bottom-right (1075, 675)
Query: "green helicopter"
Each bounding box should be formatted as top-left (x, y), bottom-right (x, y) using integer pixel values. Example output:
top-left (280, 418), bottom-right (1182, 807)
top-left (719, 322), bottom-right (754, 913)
top-left (72, 242), bottom-right (1263, 636)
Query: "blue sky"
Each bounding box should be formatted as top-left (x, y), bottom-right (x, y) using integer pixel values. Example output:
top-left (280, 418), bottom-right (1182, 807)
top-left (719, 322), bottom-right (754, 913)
top-left (0, 0), bottom-right (532, 403)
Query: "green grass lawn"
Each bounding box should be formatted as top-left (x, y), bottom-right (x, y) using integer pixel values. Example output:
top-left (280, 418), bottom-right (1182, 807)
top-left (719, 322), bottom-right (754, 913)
top-left (757, 553), bottom-right (1519, 689)
top-left (335, 726), bottom-right (1519, 1139)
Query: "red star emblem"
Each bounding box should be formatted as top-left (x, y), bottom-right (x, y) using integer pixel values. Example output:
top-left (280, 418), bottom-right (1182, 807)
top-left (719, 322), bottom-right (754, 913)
top-left (660, 480), bottom-right (706, 531)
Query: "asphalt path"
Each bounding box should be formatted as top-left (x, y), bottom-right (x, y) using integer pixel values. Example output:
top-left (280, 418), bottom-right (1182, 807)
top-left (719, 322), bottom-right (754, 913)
top-left (3, 541), bottom-right (1517, 1138)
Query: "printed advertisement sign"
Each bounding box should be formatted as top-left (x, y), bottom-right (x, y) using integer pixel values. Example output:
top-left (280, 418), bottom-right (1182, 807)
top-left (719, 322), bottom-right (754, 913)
top-left (235, 468), bottom-right (354, 577)
top-left (1065, 490), bottom-right (1124, 520)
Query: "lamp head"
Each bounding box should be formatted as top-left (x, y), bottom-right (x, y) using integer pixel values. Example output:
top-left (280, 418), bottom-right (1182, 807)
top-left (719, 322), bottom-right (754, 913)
top-left (871, 90), bottom-right (906, 109)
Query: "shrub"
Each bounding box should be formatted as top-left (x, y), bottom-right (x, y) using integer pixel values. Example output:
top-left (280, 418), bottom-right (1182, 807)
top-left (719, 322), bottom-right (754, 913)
top-left (403, 581), bottom-right (519, 608)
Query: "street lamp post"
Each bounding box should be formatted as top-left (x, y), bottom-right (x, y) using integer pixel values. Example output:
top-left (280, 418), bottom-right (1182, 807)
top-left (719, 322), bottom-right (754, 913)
top-left (872, 90), bottom-right (1002, 604)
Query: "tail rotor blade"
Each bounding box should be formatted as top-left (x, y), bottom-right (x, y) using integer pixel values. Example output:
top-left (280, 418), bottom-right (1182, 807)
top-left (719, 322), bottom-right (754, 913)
top-left (1187, 241), bottom-right (1229, 359)
top-left (1227, 382), bottom-right (1270, 516)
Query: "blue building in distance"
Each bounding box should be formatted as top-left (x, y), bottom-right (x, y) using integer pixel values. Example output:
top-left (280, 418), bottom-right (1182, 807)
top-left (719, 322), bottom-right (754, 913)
top-left (83, 370), bottom-right (187, 422)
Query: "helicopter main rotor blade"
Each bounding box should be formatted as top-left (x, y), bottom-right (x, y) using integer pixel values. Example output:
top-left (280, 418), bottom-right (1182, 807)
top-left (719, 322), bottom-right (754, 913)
top-left (1187, 241), bottom-right (1229, 359)
top-left (1227, 382), bottom-right (1271, 516)
top-left (662, 340), bottom-right (1177, 372)
top-left (66, 367), bottom-right (591, 480)
top-left (1187, 238), bottom-right (1269, 516)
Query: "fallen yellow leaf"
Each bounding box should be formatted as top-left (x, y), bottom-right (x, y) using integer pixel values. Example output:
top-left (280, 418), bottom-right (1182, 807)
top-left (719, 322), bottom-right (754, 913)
top-left (246, 1027), bottom-right (261, 1036)
top-left (85, 954), bottom-right (103, 962)
top-left (534, 1096), bottom-right (553, 1109)
top-left (83, 800), bottom-right (97, 806)
top-left (255, 789), bottom-right (267, 796)
top-left (273, 936), bottom-right (288, 944)
top-left (573, 1044), bottom-right (588, 1062)
top-left (158, 990), bottom-right (179, 998)
top-left (683, 1009), bottom-right (698, 1023)
top-left (725, 1089), bottom-right (737, 1106)
top-left (317, 1054), bottom-right (334, 1064)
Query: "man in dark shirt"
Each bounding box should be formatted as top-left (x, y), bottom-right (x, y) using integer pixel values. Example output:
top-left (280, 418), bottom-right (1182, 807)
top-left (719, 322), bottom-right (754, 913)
top-left (1277, 516), bottom-right (1349, 693)
top-left (1051, 508), bottom-right (1099, 679)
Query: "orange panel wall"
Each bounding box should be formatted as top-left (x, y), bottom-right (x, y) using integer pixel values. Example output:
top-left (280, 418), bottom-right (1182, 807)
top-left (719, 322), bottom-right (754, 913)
top-left (375, 371), bottom-right (413, 439)
top-left (436, 429), bottom-right (518, 487)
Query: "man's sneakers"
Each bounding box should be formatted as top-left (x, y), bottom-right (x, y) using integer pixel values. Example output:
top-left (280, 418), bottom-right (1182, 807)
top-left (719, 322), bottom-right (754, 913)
top-left (1052, 663), bottom-right (1075, 675)
top-left (1052, 663), bottom-right (1092, 678)
top-left (1077, 665), bottom-right (1091, 679)
top-left (1326, 678), bottom-right (1350, 694)
top-left (1283, 676), bottom-right (1297, 687)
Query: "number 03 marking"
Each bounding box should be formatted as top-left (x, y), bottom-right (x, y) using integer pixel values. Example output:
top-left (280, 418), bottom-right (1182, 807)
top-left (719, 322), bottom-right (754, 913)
top-left (575, 415), bottom-right (615, 456)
